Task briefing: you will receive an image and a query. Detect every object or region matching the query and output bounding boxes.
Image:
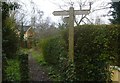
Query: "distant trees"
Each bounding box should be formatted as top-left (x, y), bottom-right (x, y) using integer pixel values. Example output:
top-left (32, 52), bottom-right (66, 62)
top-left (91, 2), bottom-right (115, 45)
top-left (28, 1), bottom-right (58, 40)
top-left (109, 2), bottom-right (120, 24)
top-left (35, 18), bottom-right (58, 40)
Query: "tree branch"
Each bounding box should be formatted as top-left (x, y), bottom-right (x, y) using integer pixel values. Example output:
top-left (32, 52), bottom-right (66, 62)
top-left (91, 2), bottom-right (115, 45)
top-left (85, 17), bottom-right (93, 24)
top-left (91, 7), bottom-right (110, 13)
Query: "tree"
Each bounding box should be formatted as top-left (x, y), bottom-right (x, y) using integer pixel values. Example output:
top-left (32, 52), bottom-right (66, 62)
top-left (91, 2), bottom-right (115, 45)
top-left (2, 1), bottom-right (20, 81)
top-left (109, 2), bottom-right (120, 24)
top-left (14, 0), bottom-right (44, 26)
top-left (49, 0), bottom-right (111, 25)
top-left (2, 2), bottom-right (19, 58)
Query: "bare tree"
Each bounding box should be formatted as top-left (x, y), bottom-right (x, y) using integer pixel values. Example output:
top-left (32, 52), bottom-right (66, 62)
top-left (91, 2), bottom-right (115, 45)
top-left (49, 0), bottom-right (111, 25)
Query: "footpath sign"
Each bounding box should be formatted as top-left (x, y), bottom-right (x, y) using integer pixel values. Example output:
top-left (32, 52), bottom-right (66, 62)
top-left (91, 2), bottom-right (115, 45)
top-left (53, 7), bottom-right (89, 62)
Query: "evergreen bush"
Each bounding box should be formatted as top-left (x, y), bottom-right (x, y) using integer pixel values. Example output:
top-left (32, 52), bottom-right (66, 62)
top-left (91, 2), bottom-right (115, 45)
top-left (39, 25), bottom-right (120, 81)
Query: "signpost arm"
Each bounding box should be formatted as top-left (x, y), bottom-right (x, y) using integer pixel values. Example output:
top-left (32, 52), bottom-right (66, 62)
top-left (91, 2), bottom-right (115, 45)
top-left (69, 7), bottom-right (74, 62)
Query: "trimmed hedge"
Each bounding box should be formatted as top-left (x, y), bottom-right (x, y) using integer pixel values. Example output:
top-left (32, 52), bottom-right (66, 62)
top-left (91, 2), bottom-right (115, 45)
top-left (74, 25), bottom-right (119, 81)
top-left (40, 25), bottom-right (120, 81)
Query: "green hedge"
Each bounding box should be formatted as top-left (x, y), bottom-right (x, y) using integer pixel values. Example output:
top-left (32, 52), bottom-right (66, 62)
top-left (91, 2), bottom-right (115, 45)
top-left (18, 53), bottom-right (29, 81)
top-left (40, 25), bottom-right (120, 81)
top-left (75, 25), bottom-right (119, 81)
top-left (39, 36), bottom-right (70, 81)
top-left (39, 36), bottom-right (67, 65)
top-left (74, 25), bottom-right (119, 81)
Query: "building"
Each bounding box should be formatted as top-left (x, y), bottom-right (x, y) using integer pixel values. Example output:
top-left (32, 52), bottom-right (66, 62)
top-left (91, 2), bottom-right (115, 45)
top-left (24, 26), bottom-right (35, 48)
top-left (16, 24), bottom-right (35, 48)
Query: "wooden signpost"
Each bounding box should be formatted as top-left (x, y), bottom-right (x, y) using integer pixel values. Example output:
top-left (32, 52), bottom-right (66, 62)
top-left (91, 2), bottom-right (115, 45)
top-left (53, 7), bottom-right (89, 62)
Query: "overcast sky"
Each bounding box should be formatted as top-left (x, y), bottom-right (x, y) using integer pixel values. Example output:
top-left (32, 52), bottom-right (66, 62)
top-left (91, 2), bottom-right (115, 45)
top-left (14, 0), bottom-right (113, 25)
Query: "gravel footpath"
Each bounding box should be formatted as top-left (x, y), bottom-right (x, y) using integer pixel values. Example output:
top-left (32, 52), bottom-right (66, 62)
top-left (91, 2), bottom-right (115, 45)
top-left (28, 54), bottom-right (52, 82)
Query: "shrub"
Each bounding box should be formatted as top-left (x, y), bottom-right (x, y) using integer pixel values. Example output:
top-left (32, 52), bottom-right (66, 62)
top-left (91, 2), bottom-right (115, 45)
top-left (39, 36), bottom-right (69, 80)
top-left (73, 25), bottom-right (119, 81)
top-left (3, 53), bottom-right (29, 82)
top-left (40, 25), bottom-right (120, 81)
top-left (74, 25), bottom-right (109, 81)
top-left (18, 53), bottom-right (29, 81)
top-left (62, 25), bottom-right (120, 81)
top-left (4, 59), bottom-right (20, 81)
top-left (2, 2), bottom-right (19, 59)
top-left (2, 26), bottom-right (19, 59)
top-left (39, 36), bottom-right (67, 65)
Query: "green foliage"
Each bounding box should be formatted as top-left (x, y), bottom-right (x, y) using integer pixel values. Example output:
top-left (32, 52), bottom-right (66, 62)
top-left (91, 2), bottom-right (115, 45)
top-left (2, 26), bottom-right (19, 58)
top-left (39, 36), bottom-right (67, 65)
top-left (30, 49), bottom-right (47, 65)
top-left (3, 53), bottom-right (29, 82)
top-left (20, 23), bottom-right (24, 42)
top-left (74, 25), bottom-right (119, 81)
top-left (2, 2), bottom-right (19, 58)
top-left (2, 2), bottom-right (29, 82)
top-left (62, 62), bottom-right (76, 82)
top-left (39, 25), bottom-right (120, 81)
top-left (117, 25), bottom-right (120, 66)
top-left (110, 2), bottom-right (120, 24)
top-left (18, 53), bottom-right (29, 81)
top-left (39, 36), bottom-right (72, 81)
top-left (2, 2), bottom-right (19, 26)
top-left (2, 2), bottom-right (20, 81)
top-left (5, 59), bottom-right (20, 81)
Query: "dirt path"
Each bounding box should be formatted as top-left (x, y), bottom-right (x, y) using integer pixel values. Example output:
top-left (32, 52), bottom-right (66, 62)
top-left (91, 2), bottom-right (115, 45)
top-left (28, 54), bottom-right (51, 82)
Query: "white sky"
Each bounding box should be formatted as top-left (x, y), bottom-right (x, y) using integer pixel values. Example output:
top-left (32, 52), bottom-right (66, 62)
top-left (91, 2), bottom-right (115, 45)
top-left (14, 0), bottom-right (113, 24)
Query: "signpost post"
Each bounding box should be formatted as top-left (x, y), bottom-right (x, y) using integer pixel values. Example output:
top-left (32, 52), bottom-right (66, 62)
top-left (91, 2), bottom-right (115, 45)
top-left (53, 7), bottom-right (89, 62)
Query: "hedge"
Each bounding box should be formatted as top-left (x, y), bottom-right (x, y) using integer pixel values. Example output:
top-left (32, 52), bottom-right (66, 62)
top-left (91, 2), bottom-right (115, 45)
top-left (39, 36), bottom-right (70, 81)
top-left (18, 53), bottom-right (29, 81)
top-left (2, 53), bottom-right (29, 82)
top-left (39, 36), bottom-right (68, 65)
top-left (74, 25), bottom-right (119, 81)
top-left (40, 25), bottom-right (120, 81)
